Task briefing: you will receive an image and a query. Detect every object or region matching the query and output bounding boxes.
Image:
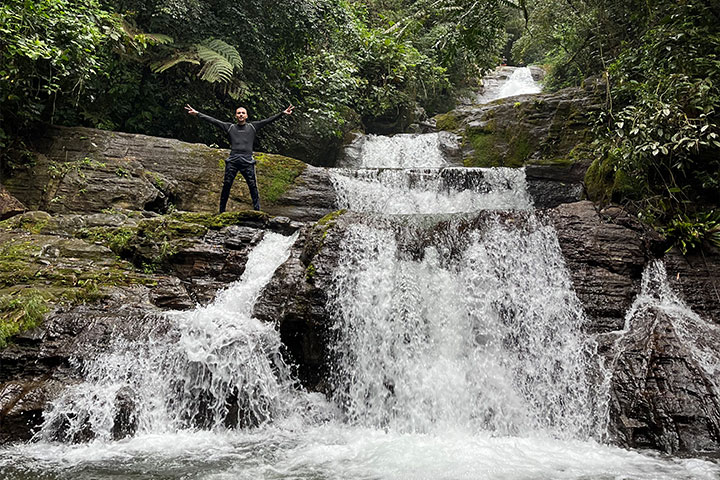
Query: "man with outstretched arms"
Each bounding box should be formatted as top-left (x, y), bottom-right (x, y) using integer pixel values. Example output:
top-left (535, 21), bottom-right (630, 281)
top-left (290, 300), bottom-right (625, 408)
top-left (185, 103), bottom-right (294, 212)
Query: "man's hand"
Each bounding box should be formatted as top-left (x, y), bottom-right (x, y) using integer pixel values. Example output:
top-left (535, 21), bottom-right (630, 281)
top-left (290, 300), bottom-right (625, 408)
top-left (185, 104), bottom-right (199, 116)
top-left (283, 104), bottom-right (295, 115)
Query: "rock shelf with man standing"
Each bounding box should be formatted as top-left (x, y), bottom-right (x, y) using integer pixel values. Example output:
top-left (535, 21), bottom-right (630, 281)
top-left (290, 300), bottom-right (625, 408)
top-left (185, 103), bottom-right (294, 212)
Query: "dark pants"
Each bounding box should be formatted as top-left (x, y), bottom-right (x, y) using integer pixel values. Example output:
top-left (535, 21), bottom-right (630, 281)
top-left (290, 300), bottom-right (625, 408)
top-left (219, 157), bottom-right (260, 212)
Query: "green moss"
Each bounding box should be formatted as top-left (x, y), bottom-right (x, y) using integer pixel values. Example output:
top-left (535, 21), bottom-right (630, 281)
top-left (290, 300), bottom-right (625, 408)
top-left (507, 133), bottom-right (532, 166)
top-left (0, 289), bottom-right (50, 348)
top-left (0, 213), bottom-right (51, 234)
top-left (584, 152), bottom-right (639, 205)
top-left (318, 209), bottom-right (346, 228)
top-left (0, 240), bottom-right (42, 287)
top-left (434, 112), bottom-right (460, 132)
top-left (305, 263), bottom-right (316, 281)
top-left (77, 226), bottom-right (137, 255)
top-left (172, 210), bottom-right (268, 229)
top-left (137, 218), bottom-right (208, 240)
top-left (464, 131), bottom-right (503, 167)
top-left (254, 153), bottom-right (307, 205)
top-left (463, 125), bottom-right (532, 168)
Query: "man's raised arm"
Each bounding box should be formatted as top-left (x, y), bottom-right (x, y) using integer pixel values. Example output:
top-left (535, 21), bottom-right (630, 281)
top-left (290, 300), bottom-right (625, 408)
top-left (185, 104), bottom-right (232, 133)
top-left (252, 104), bottom-right (295, 130)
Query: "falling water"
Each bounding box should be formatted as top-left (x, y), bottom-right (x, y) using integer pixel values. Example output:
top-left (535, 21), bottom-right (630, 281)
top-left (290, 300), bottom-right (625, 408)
top-left (478, 67), bottom-right (541, 103)
top-left (343, 133), bottom-right (448, 168)
top-left (330, 167), bottom-right (533, 214)
top-left (613, 260), bottom-right (720, 394)
top-left (327, 216), bottom-right (604, 439)
top-left (36, 231), bottom-right (307, 442)
top-left (2, 132), bottom-right (719, 479)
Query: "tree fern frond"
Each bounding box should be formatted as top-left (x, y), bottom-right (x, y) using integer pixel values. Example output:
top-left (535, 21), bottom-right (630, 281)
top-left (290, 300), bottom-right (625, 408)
top-left (196, 42), bottom-right (240, 83)
top-left (151, 54), bottom-right (200, 73)
top-left (197, 58), bottom-right (232, 83)
top-left (226, 79), bottom-right (248, 100)
top-left (201, 39), bottom-right (243, 70)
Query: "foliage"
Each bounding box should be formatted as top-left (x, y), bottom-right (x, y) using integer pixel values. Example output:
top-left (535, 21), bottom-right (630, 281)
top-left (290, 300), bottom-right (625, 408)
top-left (0, 289), bottom-right (50, 348)
top-left (605, 2), bottom-right (720, 217)
top-left (0, 0), bottom-right (166, 170)
top-left (514, 0), bottom-right (719, 251)
top-left (3, 0), bottom-right (514, 167)
top-left (662, 211), bottom-right (720, 255)
top-left (152, 38), bottom-right (244, 98)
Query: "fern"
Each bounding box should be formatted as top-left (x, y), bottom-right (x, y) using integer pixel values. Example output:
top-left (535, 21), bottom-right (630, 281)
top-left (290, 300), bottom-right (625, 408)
top-left (151, 54), bottom-right (200, 74)
top-left (197, 40), bottom-right (243, 83)
top-left (151, 39), bottom-right (243, 89)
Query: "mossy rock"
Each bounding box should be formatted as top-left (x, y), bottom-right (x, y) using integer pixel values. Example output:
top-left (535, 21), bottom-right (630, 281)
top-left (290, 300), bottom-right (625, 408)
top-left (302, 209), bottom-right (347, 268)
top-left (1, 211), bottom-right (52, 234)
top-left (463, 128), bottom-right (530, 168)
top-left (171, 210), bottom-right (269, 229)
top-left (434, 112), bottom-right (461, 132)
top-left (584, 152), bottom-right (640, 205)
top-left (254, 153), bottom-right (307, 205)
top-left (0, 232), bottom-right (153, 348)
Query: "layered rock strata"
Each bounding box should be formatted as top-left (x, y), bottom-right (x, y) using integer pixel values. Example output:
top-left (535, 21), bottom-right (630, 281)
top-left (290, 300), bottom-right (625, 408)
top-left (3, 126), bottom-right (336, 222)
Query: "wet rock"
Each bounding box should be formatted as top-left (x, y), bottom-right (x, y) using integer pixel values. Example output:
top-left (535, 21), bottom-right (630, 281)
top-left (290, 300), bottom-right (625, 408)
top-left (525, 164), bottom-right (586, 208)
top-left (664, 251), bottom-right (720, 326)
top-left (609, 306), bottom-right (720, 453)
top-left (265, 166), bottom-right (337, 222)
top-left (3, 126), bottom-right (336, 222)
top-left (0, 183), bottom-right (25, 220)
top-left (149, 277), bottom-right (195, 310)
top-left (549, 201), bottom-right (663, 332)
top-left (436, 81), bottom-right (603, 172)
top-left (253, 218), bottom-right (346, 391)
top-left (112, 387), bottom-right (138, 440)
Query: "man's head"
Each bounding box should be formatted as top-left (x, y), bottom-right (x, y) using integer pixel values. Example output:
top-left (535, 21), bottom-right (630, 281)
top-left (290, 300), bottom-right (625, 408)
top-left (235, 107), bottom-right (248, 124)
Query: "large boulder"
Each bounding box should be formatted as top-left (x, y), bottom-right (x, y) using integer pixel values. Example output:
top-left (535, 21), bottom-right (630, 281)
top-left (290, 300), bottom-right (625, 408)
top-left (549, 201), bottom-right (720, 454)
top-left (0, 183), bottom-right (25, 220)
top-left (4, 126), bottom-right (337, 222)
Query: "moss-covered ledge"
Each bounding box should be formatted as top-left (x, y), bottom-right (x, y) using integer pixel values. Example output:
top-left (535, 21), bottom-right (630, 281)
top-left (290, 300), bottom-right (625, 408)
top-left (0, 208), bottom-right (302, 347)
top-left (432, 85), bottom-right (601, 169)
top-left (0, 230), bottom-right (155, 348)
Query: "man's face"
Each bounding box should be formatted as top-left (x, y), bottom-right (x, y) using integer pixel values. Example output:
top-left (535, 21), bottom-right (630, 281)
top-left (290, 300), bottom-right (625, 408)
top-left (235, 108), bottom-right (248, 124)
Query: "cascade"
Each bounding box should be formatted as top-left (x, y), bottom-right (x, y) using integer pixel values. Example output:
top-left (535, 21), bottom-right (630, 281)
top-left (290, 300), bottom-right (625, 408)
top-left (2, 118), bottom-right (719, 479)
top-left (37, 231), bottom-right (304, 442)
top-left (477, 66), bottom-right (542, 103)
top-left (343, 132), bottom-right (448, 168)
top-left (330, 167), bottom-right (532, 214)
top-left (327, 215), bottom-right (603, 439)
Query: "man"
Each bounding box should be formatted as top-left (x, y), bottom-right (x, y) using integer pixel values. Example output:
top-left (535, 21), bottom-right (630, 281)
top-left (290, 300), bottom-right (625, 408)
top-left (185, 103), bottom-right (294, 212)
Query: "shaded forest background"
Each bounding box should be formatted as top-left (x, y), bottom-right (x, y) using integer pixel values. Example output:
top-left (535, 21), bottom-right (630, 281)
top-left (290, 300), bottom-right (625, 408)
top-left (1, 0), bottom-right (719, 251)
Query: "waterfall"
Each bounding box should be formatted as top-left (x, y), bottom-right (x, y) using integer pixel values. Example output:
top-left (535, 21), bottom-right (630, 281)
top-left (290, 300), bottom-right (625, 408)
top-left (38, 231), bottom-right (305, 442)
top-left (610, 260), bottom-right (720, 405)
top-left (342, 133), bottom-right (448, 168)
top-left (327, 216), bottom-right (605, 439)
top-left (496, 67), bottom-right (541, 99)
top-left (478, 67), bottom-right (541, 103)
top-left (330, 167), bottom-right (533, 214)
top-left (2, 119), bottom-right (718, 480)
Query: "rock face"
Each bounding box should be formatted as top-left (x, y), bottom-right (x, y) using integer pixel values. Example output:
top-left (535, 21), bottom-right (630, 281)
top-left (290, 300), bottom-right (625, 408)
top-left (3, 126), bottom-right (336, 222)
top-left (0, 184), bottom-right (25, 220)
top-left (0, 209), bottom-right (302, 442)
top-left (1, 117), bottom-right (719, 458)
top-left (549, 201), bottom-right (720, 454)
top-left (549, 201), bottom-right (665, 333)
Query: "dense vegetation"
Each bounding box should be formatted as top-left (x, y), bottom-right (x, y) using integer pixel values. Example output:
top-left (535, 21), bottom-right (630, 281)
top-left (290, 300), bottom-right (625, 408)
top-left (1, 0), bottom-right (718, 250)
top-left (511, 0), bottom-right (720, 251)
top-left (0, 0), bottom-right (510, 167)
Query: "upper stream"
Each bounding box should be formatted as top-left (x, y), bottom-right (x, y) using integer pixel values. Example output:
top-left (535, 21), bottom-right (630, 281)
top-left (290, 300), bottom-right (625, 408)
top-left (2, 68), bottom-right (718, 479)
